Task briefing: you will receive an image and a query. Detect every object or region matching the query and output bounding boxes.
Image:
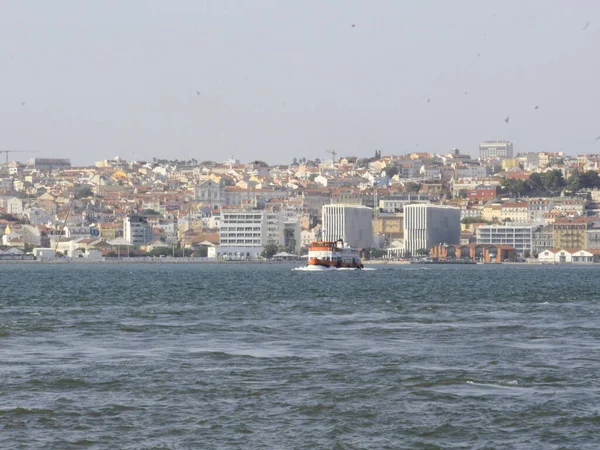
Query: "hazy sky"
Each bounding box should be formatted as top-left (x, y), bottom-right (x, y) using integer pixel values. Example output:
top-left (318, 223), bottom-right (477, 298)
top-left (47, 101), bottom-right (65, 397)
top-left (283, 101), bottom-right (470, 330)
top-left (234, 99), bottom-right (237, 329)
top-left (1, 0), bottom-right (599, 166)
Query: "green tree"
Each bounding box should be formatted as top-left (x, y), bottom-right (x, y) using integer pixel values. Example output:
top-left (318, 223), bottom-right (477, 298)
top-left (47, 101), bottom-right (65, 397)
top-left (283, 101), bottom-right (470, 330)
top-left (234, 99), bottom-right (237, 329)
top-left (261, 244), bottom-right (278, 259)
top-left (541, 169), bottom-right (566, 195)
top-left (384, 166), bottom-right (399, 178)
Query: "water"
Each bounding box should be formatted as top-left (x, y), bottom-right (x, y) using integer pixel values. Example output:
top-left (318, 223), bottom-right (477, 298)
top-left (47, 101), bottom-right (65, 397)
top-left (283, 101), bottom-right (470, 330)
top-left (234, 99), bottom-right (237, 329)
top-left (1, 263), bottom-right (600, 449)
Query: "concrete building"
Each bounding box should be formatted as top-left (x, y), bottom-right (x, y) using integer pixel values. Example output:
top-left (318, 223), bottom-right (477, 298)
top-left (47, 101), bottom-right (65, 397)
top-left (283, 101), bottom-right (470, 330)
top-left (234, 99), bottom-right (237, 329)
top-left (479, 141), bottom-right (514, 160)
top-left (27, 158), bottom-right (71, 171)
top-left (476, 225), bottom-right (535, 255)
top-left (218, 208), bottom-right (301, 257)
top-left (553, 217), bottom-right (592, 250)
top-left (322, 204), bottom-right (373, 249)
top-left (403, 204), bottom-right (460, 255)
top-left (123, 215), bottom-right (154, 246)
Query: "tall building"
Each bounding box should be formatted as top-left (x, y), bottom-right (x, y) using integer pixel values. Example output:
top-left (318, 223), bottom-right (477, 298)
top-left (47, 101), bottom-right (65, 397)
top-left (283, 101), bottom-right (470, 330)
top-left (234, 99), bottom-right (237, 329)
top-left (403, 204), bottom-right (460, 254)
top-left (479, 141), bottom-right (514, 160)
top-left (123, 215), bottom-right (153, 246)
top-left (322, 204), bottom-right (373, 249)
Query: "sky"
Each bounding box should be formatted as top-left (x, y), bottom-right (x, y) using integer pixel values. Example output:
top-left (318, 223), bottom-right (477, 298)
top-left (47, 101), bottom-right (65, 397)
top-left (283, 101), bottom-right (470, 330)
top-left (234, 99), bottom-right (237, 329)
top-left (0, 0), bottom-right (599, 166)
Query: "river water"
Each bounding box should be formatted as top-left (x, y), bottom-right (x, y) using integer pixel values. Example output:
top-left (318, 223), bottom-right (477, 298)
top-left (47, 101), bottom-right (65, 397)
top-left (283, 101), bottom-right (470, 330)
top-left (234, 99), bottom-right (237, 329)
top-left (1, 263), bottom-right (600, 449)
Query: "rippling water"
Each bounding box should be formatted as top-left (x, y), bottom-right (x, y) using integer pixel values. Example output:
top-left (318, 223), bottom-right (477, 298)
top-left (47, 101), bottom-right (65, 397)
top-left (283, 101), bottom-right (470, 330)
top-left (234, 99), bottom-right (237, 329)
top-left (2, 263), bottom-right (600, 449)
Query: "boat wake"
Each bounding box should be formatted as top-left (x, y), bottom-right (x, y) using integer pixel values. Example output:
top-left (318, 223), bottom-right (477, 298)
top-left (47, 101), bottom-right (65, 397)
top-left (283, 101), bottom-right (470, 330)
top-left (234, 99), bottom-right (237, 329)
top-left (292, 266), bottom-right (375, 272)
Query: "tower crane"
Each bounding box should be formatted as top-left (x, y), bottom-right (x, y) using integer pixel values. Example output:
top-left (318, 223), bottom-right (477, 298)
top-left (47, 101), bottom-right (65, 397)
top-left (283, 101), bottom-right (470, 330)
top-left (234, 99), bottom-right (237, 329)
top-left (326, 149), bottom-right (337, 166)
top-left (1, 150), bottom-right (40, 163)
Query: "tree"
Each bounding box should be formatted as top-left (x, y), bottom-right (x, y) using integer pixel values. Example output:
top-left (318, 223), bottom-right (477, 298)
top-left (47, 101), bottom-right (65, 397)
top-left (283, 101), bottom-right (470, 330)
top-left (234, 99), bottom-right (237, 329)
top-left (384, 166), bottom-right (399, 178)
top-left (541, 169), bottom-right (566, 195)
top-left (405, 183), bottom-right (421, 193)
top-left (261, 244), bottom-right (278, 259)
top-left (456, 189), bottom-right (468, 199)
top-left (75, 186), bottom-right (94, 199)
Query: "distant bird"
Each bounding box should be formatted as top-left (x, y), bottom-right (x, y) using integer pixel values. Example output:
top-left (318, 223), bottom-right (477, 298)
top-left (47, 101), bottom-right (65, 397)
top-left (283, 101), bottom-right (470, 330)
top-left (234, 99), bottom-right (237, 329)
top-left (476, 53), bottom-right (480, 58)
top-left (21, 102), bottom-right (25, 106)
top-left (351, 24), bottom-right (356, 28)
top-left (426, 98), bottom-right (431, 103)
top-left (196, 90), bottom-right (200, 96)
top-left (464, 91), bottom-right (468, 95)
top-left (595, 136), bottom-right (600, 141)
top-left (504, 116), bottom-right (510, 123)
top-left (582, 21), bottom-right (590, 31)
top-left (534, 105), bottom-right (539, 110)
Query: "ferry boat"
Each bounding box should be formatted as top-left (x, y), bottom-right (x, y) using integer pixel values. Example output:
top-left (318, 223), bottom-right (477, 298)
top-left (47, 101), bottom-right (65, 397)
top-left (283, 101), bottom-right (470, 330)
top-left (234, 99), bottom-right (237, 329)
top-left (307, 240), bottom-right (364, 269)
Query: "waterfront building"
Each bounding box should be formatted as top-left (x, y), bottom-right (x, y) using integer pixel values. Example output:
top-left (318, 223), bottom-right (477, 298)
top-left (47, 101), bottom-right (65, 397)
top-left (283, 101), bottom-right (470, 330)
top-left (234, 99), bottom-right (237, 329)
top-left (123, 215), bottom-right (154, 246)
top-left (553, 217), bottom-right (592, 250)
top-left (532, 225), bottom-right (554, 254)
top-left (403, 204), bottom-right (460, 255)
top-left (475, 225), bottom-right (535, 255)
top-left (479, 141), bottom-right (514, 160)
top-left (322, 204), bottom-right (373, 249)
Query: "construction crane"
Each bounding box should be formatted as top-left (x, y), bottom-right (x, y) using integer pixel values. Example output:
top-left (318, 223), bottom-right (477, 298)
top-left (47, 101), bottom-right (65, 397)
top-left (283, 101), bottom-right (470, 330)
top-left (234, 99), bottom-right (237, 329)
top-left (1, 150), bottom-right (40, 163)
top-left (326, 149), bottom-right (337, 166)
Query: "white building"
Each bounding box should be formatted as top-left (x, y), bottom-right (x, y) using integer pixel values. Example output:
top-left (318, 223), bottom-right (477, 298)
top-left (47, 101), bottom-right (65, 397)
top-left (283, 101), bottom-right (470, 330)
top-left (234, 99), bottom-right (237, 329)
top-left (476, 225), bottom-right (535, 255)
top-left (322, 204), bottom-right (373, 249)
top-left (403, 204), bottom-right (460, 255)
top-left (217, 209), bottom-right (302, 257)
top-left (123, 215), bottom-right (154, 246)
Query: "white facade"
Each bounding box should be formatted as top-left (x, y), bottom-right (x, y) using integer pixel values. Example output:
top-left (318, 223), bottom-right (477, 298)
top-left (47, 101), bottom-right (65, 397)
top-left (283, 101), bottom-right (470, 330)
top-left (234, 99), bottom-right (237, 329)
top-left (403, 204), bottom-right (460, 254)
top-left (219, 209), bottom-right (301, 254)
top-left (322, 204), bottom-right (373, 249)
top-left (123, 216), bottom-right (154, 246)
top-left (476, 225), bottom-right (535, 255)
top-left (219, 210), bottom-right (265, 248)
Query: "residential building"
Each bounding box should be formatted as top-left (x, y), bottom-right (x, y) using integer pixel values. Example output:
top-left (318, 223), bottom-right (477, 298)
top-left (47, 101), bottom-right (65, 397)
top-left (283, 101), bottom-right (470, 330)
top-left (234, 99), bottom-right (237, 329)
top-left (322, 204), bottom-right (373, 249)
top-left (476, 225), bottom-right (535, 255)
top-left (123, 215), bottom-right (154, 246)
top-left (479, 141), bottom-right (514, 160)
top-left (532, 225), bottom-right (554, 254)
top-left (403, 204), bottom-right (460, 255)
top-left (553, 217), bottom-right (592, 250)
top-left (500, 201), bottom-right (529, 223)
top-left (466, 185), bottom-right (500, 202)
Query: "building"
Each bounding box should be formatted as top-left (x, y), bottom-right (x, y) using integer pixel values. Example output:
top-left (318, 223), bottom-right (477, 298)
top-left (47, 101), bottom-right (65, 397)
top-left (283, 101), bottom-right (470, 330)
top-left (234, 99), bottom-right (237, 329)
top-left (479, 141), bottom-right (514, 160)
top-left (532, 225), bottom-right (554, 254)
top-left (123, 215), bottom-right (154, 246)
top-left (217, 208), bottom-right (301, 257)
top-left (466, 185), bottom-right (500, 202)
top-left (322, 204), bottom-right (373, 249)
top-left (430, 243), bottom-right (517, 263)
top-left (403, 204), bottom-right (460, 255)
top-left (475, 225), bottom-right (535, 255)
top-left (27, 158), bottom-right (71, 171)
top-left (553, 217), bottom-right (592, 250)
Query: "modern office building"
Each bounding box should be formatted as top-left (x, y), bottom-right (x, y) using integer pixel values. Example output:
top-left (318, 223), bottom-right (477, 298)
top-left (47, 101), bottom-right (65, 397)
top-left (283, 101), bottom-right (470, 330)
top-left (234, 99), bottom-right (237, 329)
top-left (403, 204), bottom-right (460, 254)
top-left (479, 141), bottom-right (514, 160)
top-left (476, 225), bottom-right (535, 255)
top-left (322, 204), bottom-right (373, 249)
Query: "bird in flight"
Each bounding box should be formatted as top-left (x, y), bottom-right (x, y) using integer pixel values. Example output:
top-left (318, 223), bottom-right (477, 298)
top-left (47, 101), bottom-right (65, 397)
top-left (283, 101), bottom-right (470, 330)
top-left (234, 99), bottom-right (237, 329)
top-left (196, 90), bottom-right (200, 96)
top-left (595, 136), bottom-right (600, 141)
top-left (426, 98), bottom-right (431, 103)
top-left (504, 116), bottom-right (510, 123)
top-left (582, 21), bottom-right (590, 31)
top-left (534, 105), bottom-right (539, 110)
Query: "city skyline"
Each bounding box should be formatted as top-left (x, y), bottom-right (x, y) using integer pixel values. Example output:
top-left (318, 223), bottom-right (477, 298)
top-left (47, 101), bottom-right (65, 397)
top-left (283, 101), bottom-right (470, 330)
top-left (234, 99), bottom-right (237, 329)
top-left (1, 1), bottom-right (599, 166)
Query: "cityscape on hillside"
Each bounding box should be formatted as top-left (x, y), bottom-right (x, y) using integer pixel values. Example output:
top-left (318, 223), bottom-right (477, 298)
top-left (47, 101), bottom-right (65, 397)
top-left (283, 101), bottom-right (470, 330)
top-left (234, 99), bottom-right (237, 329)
top-left (2, 140), bottom-right (600, 263)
